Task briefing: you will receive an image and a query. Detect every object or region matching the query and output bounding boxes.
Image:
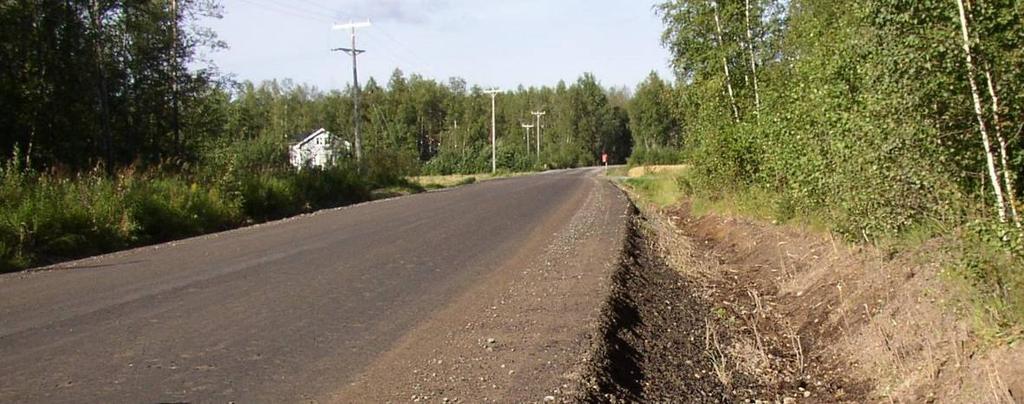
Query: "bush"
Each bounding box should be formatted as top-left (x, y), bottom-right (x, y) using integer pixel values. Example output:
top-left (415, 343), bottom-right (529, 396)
top-left (627, 147), bottom-right (685, 166)
top-left (364, 149), bottom-right (420, 187)
top-left (954, 221), bottom-right (1024, 338)
top-left (0, 159), bottom-right (374, 272)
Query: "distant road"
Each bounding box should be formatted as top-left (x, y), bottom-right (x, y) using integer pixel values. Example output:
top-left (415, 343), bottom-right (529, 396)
top-left (0, 167), bottom-right (629, 402)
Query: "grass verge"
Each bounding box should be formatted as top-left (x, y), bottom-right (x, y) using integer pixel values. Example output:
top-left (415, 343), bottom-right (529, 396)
top-left (0, 164), bottom-right (377, 273)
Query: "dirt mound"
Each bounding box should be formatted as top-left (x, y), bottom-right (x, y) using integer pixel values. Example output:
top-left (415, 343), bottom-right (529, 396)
top-left (586, 194), bottom-right (1024, 402)
top-left (669, 204), bottom-right (1024, 403)
top-left (582, 206), bottom-right (865, 402)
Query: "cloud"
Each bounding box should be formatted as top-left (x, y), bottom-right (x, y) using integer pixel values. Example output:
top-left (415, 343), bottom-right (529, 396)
top-left (336, 0), bottom-right (450, 24)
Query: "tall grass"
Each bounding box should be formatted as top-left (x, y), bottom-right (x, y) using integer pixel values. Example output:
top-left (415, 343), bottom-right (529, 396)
top-left (0, 159), bottom-right (371, 273)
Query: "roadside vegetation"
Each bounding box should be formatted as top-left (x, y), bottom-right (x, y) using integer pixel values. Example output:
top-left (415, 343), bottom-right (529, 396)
top-left (619, 165), bottom-right (1024, 401)
top-left (629, 0), bottom-right (1024, 343)
top-left (0, 151), bottom-right (376, 272)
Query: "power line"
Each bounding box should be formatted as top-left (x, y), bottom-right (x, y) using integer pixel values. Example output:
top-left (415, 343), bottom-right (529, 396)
top-left (253, 0), bottom-right (338, 21)
top-left (369, 27), bottom-right (442, 77)
top-left (289, 0), bottom-right (338, 15)
top-left (235, 0), bottom-right (334, 23)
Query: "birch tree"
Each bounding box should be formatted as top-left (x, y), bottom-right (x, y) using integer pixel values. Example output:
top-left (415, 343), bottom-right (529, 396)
top-left (955, 0), bottom-right (1008, 222)
top-left (711, 0), bottom-right (740, 123)
top-left (983, 69), bottom-right (1019, 225)
top-left (744, 0), bottom-right (761, 114)
top-left (964, 0), bottom-right (1019, 225)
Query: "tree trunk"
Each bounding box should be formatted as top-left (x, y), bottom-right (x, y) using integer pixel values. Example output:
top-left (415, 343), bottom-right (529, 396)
top-left (744, 0), bottom-right (761, 114)
top-left (711, 0), bottom-right (740, 123)
top-left (955, 0), bottom-right (1007, 222)
top-left (90, 0), bottom-right (114, 173)
top-left (170, 0), bottom-right (181, 159)
top-left (984, 68), bottom-right (1020, 226)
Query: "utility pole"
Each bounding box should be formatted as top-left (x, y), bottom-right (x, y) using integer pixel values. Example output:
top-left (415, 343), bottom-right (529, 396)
top-left (531, 111), bottom-right (546, 159)
top-left (521, 123), bottom-right (534, 153)
top-left (332, 20), bottom-right (371, 165)
top-left (484, 89), bottom-right (500, 173)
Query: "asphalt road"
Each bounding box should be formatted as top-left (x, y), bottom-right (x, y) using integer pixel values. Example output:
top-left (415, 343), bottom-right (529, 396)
top-left (0, 168), bottom-right (628, 403)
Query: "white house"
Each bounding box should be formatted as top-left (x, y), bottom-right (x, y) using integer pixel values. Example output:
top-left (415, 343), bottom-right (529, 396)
top-left (289, 128), bottom-right (350, 169)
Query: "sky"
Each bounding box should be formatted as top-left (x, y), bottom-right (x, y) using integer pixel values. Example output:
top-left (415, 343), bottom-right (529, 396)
top-left (200, 0), bottom-right (675, 92)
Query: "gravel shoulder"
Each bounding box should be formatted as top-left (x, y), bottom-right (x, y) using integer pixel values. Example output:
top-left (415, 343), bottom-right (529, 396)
top-left (333, 176), bottom-right (631, 403)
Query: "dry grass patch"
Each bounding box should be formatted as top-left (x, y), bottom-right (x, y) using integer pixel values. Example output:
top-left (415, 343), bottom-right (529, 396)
top-left (626, 164), bottom-right (690, 178)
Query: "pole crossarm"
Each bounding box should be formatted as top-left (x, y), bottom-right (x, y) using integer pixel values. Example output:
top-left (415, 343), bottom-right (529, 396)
top-left (331, 47), bottom-right (365, 55)
top-left (332, 21), bottom-right (371, 30)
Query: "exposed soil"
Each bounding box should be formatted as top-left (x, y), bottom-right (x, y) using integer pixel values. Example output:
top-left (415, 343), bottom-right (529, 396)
top-left (587, 192), bottom-right (1024, 403)
top-left (582, 211), bottom-right (733, 402)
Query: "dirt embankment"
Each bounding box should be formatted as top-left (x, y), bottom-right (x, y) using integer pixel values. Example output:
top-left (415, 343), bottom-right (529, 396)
top-left (584, 198), bottom-right (1024, 402)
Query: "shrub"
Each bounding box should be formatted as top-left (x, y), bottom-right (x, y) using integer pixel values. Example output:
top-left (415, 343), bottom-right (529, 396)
top-left (0, 159), bottom-right (373, 272)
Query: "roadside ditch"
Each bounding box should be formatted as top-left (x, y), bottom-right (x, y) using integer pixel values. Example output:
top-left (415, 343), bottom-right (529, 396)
top-left (580, 182), bottom-right (1024, 403)
top-left (577, 200), bottom-right (869, 402)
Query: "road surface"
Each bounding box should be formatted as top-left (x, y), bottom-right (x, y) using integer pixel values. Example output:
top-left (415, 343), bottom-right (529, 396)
top-left (0, 168), bottom-right (630, 402)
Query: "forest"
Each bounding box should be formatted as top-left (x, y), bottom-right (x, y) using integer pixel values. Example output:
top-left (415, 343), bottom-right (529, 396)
top-left (638, 0), bottom-right (1024, 330)
top-left (0, 1), bottom-right (632, 271)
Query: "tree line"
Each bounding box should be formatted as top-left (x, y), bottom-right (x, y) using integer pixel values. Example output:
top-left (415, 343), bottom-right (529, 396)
top-left (0, 0), bottom-right (226, 170)
top-left (0, 2), bottom-right (634, 176)
top-left (641, 0), bottom-right (1024, 325)
top-left (640, 0), bottom-right (1024, 236)
top-left (215, 70), bottom-right (633, 176)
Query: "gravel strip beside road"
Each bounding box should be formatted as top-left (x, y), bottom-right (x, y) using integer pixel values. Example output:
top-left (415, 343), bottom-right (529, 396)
top-left (333, 176), bottom-right (631, 403)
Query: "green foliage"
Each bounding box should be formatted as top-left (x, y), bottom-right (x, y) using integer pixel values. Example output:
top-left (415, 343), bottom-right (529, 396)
top-left (653, 0), bottom-right (1018, 237)
top-left (954, 222), bottom-right (1024, 340)
top-left (653, 0), bottom-right (1024, 332)
top-left (623, 173), bottom-right (684, 207)
top-left (217, 70), bottom-right (631, 177)
top-left (629, 72), bottom-right (679, 152)
top-left (0, 159), bottom-right (375, 273)
top-left (0, 0), bottom-right (225, 170)
top-left (627, 147), bottom-right (685, 166)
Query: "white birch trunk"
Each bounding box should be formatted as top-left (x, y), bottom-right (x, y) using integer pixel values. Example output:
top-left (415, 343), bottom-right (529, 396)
top-left (712, 0), bottom-right (740, 123)
top-left (956, 0), bottom-right (1007, 222)
top-left (984, 68), bottom-right (1020, 225)
top-left (745, 0), bottom-right (761, 114)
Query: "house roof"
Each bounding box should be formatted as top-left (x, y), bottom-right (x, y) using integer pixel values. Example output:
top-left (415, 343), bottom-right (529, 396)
top-left (290, 128), bottom-right (329, 148)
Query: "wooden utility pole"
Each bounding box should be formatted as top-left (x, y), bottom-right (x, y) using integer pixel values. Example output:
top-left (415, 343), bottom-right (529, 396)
top-left (531, 110), bottom-right (546, 159)
top-left (333, 21), bottom-right (371, 165)
top-left (711, 0), bottom-right (739, 123)
top-left (485, 89), bottom-right (501, 173)
top-left (521, 123), bottom-right (534, 153)
top-left (955, 0), bottom-right (1007, 222)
